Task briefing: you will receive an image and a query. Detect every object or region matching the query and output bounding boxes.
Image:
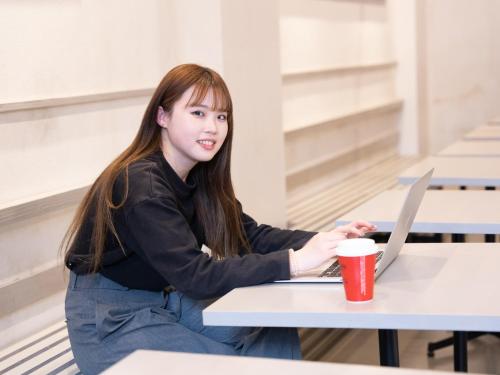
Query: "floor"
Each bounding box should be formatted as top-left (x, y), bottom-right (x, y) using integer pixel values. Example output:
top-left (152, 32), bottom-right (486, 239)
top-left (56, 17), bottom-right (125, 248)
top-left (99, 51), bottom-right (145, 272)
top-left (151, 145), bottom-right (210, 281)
top-left (318, 329), bottom-right (500, 374)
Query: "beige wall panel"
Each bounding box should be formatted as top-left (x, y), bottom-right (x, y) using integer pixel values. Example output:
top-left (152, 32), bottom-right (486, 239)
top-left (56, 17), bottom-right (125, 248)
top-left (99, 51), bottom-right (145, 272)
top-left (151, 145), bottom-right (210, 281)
top-left (285, 110), bottom-right (399, 174)
top-left (358, 68), bottom-right (396, 107)
top-left (287, 133), bottom-right (399, 198)
top-left (280, 0), bottom-right (392, 74)
top-left (0, 205), bottom-right (75, 282)
top-left (282, 68), bottom-right (396, 132)
top-left (280, 0), bottom-right (399, 197)
top-left (359, 2), bottom-right (392, 63)
top-left (282, 74), bottom-right (358, 131)
top-left (169, 0), bottom-right (224, 70)
top-left (0, 98), bottom-right (146, 206)
top-left (424, 0), bottom-right (500, 153)
top-left (220, 0), bottom-right (287, 226)
top-left (0, 0), bottom-right (174, 103)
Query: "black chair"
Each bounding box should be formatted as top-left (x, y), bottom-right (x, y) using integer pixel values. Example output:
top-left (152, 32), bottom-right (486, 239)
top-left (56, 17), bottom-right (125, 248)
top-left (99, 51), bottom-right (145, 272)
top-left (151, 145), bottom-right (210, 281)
top-left (427, 332), bottom-right (500, 372)
top-left (428, 332), bottom-right (500, 357)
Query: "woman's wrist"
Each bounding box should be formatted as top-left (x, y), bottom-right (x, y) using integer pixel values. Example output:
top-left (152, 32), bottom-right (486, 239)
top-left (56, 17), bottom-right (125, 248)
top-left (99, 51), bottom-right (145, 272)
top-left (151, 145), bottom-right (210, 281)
top-left (289, 249), bottom-right (299, 277)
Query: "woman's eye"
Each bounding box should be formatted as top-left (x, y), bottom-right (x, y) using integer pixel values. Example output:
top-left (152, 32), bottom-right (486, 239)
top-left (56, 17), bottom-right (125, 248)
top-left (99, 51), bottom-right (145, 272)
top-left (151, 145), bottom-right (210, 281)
top-left (191, 110), bottom-right (204, 117)
top-left (217, 114), bottom-right (227, 121)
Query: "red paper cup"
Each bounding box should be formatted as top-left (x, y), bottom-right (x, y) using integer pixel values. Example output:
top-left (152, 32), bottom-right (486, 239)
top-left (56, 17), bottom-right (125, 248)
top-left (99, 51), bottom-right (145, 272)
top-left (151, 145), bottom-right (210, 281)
top-left (336, 238), bottom-right (378, 302)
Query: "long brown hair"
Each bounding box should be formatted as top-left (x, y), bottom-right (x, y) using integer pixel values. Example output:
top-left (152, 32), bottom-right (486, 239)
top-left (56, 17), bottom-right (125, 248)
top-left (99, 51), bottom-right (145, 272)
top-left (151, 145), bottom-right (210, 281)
top-left (62, 64), bottom-right (250, 272)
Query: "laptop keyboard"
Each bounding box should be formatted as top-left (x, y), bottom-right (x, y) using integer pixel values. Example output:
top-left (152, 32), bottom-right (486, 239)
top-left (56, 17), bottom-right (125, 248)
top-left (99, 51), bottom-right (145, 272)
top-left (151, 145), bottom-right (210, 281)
top-left (319, 250), bottom-right (384, 278)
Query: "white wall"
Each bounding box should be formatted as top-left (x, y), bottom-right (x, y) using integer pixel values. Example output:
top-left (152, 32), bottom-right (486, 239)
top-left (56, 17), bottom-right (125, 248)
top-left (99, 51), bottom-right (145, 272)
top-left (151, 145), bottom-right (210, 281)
top-left (423, 0), bottom-right (500, 154)
top-left (0, 0), bottom-right (287, 348)
top-left (220, 0), bottom-right (287, 225)
top-left (279, 0), bottom-right (401, 197)
top-left (388, 0), bottom-right (419, 155)
top-left (0, 0), bottom-right (174, 348)
top-left (0, 0), bottom-right (173, 103)
top-left (280, 0), bottom-right (393, 73)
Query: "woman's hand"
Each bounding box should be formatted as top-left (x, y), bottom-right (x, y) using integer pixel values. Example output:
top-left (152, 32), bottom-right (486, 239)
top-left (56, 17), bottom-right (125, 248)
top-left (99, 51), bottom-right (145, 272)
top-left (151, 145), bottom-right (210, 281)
top-left (333, 220), bottom-right (377, 239)
top-left (291, 231), bottom-right (347, 275)
top-left (290, 220), bottom-right (377, 276)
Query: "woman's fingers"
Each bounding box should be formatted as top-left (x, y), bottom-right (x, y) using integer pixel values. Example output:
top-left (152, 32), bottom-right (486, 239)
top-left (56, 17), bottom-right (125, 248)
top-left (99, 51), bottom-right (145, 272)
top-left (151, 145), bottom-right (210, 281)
top-left (333, 220), bottom-right (377, 238)
top-left (325, 219), bottom-right (378, 242)
top-left (352, 220), bottom-right (377, 232)
top-left (335, 224), bottom-right (362, 236)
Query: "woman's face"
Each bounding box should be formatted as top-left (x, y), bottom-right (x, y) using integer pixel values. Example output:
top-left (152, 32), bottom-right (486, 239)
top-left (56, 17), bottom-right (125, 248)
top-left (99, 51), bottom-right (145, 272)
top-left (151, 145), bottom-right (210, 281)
top-left (157, 86), bottom-right (229, 179)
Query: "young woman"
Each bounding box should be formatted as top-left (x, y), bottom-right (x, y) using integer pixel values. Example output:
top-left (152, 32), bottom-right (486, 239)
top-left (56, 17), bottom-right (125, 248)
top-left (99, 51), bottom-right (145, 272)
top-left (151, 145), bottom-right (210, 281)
top-left (63, 64), bottom-right (375, 374)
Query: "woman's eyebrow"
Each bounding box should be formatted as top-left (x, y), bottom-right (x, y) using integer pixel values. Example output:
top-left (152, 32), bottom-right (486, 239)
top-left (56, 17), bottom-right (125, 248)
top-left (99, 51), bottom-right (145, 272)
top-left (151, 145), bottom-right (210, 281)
top-left (189, 104), bottom-right (210, 108)
top-left (188, 104), bottom-right (227, 112)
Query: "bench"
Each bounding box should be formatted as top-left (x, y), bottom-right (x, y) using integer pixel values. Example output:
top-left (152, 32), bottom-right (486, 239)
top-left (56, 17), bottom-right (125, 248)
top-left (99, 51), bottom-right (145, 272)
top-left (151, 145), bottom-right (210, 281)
top-left (0, 321), bottom-right (79, 374)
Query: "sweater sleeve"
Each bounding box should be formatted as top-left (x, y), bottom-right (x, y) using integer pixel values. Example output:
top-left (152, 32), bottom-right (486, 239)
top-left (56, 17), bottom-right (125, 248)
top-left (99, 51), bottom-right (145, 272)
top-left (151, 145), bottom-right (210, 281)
top-left (241, 211), bottom-right (317, 255)
top-left (124, 197), bottom-right (291, 299)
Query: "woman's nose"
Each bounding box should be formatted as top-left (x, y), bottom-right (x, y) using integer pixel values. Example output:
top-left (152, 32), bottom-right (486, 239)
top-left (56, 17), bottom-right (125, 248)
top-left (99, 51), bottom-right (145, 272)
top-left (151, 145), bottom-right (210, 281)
top-left (203, 116), bottom-right (217, 133)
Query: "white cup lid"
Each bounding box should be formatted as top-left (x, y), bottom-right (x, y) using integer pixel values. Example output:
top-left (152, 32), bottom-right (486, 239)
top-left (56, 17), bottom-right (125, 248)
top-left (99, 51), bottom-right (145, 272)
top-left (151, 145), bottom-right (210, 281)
top-left (336, 238), bottom-right (378, 257)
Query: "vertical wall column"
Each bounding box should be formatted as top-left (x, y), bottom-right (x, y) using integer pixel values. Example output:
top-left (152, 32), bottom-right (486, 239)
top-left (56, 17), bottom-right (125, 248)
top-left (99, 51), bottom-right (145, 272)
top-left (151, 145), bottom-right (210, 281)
top-left (220, 0), bottom-right (287, 227)
top-left (172, 0), bottom-right (287, 226)
top-left (388, 0), bottom-right (420, 155)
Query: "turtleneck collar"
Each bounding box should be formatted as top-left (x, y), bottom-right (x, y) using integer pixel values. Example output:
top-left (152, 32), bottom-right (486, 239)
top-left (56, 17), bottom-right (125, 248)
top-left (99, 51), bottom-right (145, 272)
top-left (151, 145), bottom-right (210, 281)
top-left (149, 150), bottom-right (197, 199)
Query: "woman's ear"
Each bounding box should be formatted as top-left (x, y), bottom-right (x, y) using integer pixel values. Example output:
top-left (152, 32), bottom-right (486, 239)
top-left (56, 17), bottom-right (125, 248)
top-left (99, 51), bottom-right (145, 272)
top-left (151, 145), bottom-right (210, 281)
top-left (156, 106), bottom-right (168, 129)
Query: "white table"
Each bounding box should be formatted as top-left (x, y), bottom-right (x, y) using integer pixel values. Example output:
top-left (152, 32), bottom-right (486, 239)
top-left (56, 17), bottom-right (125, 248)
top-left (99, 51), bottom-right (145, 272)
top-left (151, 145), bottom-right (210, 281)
top-left (463, 125), bottom-right (500, 141)
top-left (437, 140), bottom-right (500, 157)
top-left (335, 189), bottom-right (500, 235)
top-left (398, 156), bottom-right (500, 187)
top-left (203, 243), bottom-right (500, 372)
top-left (103, 349), bottom-right (482, 375)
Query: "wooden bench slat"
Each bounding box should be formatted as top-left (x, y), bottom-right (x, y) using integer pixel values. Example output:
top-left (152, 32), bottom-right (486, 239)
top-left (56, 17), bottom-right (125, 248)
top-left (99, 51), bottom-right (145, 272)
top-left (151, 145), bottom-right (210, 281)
top-left (288, 157), bottom-right (419, 229)
top-left (301, 178), bottom-right (401, 231)
top-left (286, 154), bottom-right (406, 211)
top-left (288, 174), bottom-right (398, 229)
top-left (30, 349), bottom-right (76, 375)
top-left (3, 339), bottom-right (71, 375)
top-left (0, 330), bottom-right (69, 372)
top-left (0, 322), bottom-right (66, 361)
top-left (23, 347), bottom-right (72, 375)
top-left (287, 155), bottom-right (416, 218)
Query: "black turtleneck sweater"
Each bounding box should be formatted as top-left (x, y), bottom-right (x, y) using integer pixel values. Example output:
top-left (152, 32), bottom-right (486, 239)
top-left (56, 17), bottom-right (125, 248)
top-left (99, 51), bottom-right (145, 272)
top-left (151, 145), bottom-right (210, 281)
top-left (66, 151), bottom-right (315, 299)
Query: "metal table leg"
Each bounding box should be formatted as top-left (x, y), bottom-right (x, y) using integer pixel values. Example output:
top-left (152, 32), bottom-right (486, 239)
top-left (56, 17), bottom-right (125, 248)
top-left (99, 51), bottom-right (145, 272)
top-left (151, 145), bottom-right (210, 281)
top-left (485, 187), bottom-right (496, 242)
top-left (453, 331), bottom-right (468, 372)
top-left (378, 329), bottom-right (400, 367)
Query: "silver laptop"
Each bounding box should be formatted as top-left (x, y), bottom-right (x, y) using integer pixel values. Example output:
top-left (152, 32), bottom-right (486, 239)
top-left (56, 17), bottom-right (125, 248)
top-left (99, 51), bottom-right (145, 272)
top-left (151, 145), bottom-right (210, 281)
top-left (278, 168), bottom-right (434, 283)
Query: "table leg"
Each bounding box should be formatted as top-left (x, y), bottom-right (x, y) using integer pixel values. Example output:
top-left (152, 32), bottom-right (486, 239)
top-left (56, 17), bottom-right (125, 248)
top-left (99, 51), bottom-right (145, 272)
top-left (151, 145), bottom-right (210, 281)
top-left (378, 329), bottom-right (399, 367)
top-left (485, 234), bottom-right (496, 242)
top-left (453, 331), bottom-right (467, 372)
top-left (433, 233), bottom-right (443, 242)
top-left (452, 182), bottom-right (465, 241)
top-left (485, 187), bottom-right (496, 242)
